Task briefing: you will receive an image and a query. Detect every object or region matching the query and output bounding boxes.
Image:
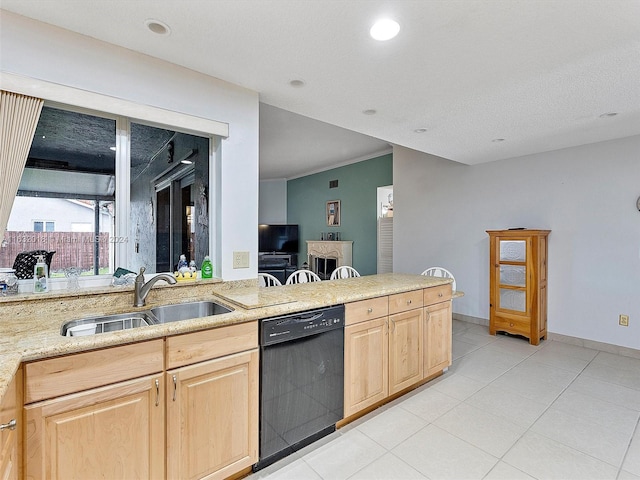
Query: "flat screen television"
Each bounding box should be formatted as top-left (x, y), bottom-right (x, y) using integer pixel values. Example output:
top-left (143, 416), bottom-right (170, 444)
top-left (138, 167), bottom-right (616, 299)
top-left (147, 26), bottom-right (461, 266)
top-left (259, 224), bottom-right (299, 254)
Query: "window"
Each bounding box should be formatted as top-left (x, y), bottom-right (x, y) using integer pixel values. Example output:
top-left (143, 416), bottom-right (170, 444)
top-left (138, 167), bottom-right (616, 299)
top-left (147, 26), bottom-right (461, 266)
top-left (33, 221), bottom-right (55, 232)
top-left (1, 103), bottom-right (214, 280)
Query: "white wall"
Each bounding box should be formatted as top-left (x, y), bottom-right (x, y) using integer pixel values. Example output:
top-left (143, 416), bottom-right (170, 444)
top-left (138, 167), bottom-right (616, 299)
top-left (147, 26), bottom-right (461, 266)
top-left (0, 11), bottom-right (259, 280)
top-left (259, 179), bottom-right (287, 224)
top-left (393, 136), bottom-right (640, 350)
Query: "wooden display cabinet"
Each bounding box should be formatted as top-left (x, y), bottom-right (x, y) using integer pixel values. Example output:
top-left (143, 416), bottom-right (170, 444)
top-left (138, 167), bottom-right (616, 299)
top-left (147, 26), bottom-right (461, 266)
top-left (487, 229), bottom-right (550, 345)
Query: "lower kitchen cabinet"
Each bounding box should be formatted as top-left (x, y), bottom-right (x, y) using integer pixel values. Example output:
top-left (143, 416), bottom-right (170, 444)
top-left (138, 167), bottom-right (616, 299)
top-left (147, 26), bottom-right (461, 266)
top-left (1, 368), bottom-right (21, 480)
top-left (166, 349), bottom-right (259, 480)
top-left (424, 300), bottom-right (452, 377)
top-left (388, 308), bottom-right (423, 394)
top-left (24, 374), bottom-right (165, 480)
top-left (344, 317), bottom-right (389, 417)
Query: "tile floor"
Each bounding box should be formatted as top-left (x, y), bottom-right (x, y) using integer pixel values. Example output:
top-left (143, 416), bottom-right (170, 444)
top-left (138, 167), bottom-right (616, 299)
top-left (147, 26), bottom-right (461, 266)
top-left (249, 320), bottom-right (640, 480)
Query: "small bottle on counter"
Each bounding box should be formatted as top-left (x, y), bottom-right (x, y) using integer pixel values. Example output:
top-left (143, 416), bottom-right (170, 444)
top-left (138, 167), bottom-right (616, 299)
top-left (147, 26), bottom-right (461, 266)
top-left (201, 255), bottom-right (213, 278)
top-left (33, 255), bottom-right (48, 293)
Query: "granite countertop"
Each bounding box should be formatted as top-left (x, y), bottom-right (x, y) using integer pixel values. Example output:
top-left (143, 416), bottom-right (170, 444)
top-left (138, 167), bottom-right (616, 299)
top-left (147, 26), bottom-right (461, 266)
top-left (0, 273), bottom-right (455, 400)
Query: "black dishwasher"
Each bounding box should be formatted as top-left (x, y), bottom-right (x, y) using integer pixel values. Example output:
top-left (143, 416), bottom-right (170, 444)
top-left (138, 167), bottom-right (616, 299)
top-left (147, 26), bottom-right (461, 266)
top-left (254, 305), bottom-right (344, 471)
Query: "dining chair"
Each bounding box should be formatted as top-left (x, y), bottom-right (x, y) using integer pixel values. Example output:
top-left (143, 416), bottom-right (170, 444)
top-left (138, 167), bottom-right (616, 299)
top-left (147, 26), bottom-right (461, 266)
top-left (330, 266), bottom-right (361, 280)
top-left (285, 269), bottom-right (322, 285)
top-left (421, 266), bottom-right (456, 292)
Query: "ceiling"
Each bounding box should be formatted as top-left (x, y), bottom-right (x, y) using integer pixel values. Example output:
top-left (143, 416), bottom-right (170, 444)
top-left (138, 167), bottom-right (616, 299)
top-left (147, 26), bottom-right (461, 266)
top-left (2, 1), bottom-right (639, 180)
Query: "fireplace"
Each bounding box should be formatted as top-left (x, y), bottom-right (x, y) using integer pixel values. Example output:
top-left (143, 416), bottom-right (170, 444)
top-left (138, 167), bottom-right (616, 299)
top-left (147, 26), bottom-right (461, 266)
top-left (306, 241), bottom-right (353, 279)
top-left (310, 255), bottom-right (338, 280)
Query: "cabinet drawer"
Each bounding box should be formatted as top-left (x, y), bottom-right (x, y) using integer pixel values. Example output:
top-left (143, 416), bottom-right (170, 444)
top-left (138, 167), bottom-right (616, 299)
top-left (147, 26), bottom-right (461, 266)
top-left (423, 284), bottom-right (452, 305)
top-left (25, 339), bottom-right (164, 404)
top-left (345, 297), bottom-right (389, 325)
top-left (493, 316), bottom-right (529, 335)
top-left (389, 290), bottom-right (423, 315)
top-left (166, 321), bottom-right (258, 369)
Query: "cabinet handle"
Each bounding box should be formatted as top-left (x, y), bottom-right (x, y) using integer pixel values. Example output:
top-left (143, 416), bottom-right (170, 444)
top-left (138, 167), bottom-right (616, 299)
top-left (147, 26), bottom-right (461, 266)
top-left (0, 419), bottom-right (16, 431)
top-left (155, 379), bottom-right (160, 407)
top-left (172, 374), bottom-right (177, 402)
top-left (407, 299), bottom-right (412, 305)
top-left (367, 308), bottom-right (373, 313)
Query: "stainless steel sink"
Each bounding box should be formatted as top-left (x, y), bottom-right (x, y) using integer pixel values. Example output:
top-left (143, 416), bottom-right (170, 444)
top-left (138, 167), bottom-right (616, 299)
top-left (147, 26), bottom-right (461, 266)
top-left (150, 301), bottom-right (233, 323)
top-left (61, 311), bottom-right (158, 336)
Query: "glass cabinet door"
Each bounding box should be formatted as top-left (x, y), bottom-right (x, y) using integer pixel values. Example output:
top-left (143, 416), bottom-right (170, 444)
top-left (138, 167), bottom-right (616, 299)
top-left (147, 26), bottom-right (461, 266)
top-left (497, 239), bottom-right (527, 313)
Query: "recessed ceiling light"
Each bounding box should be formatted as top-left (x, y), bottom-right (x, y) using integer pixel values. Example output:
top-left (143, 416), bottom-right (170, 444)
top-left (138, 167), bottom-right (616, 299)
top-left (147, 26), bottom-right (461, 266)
top-left (181, 159), bottom-right (193, 165)
top-left (363, 109), bottom-right (377, 115)
top-left (414, 128), bottom-right (428, 133)
top-left (492, 138), bottom-right (505, 143)
top-left (145, 19), bottom-right (171, 35)
top-left (370, 19), bottom-right (400, 41)
top-left (109, 146), bottom-right (116, 151)
top-left (599, 112), bottom-right (618, 118)
top-left (289, 79), bottom-right (305, 88)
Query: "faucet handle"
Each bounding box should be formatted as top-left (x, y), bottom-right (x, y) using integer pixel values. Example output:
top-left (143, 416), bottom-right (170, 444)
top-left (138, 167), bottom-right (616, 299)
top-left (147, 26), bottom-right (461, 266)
top-left (136, 267), bottom-right (146, 282)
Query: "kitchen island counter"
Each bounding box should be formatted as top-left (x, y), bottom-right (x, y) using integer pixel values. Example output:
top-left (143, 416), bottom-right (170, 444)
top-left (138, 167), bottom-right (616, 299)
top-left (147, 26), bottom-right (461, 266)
top-left (0, 273), bottom-right (453, 400)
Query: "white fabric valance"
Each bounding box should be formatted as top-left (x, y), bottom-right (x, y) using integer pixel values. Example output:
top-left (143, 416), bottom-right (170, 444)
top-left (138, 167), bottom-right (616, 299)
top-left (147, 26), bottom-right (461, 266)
top-left (0, 90), bottom-right (44, 244)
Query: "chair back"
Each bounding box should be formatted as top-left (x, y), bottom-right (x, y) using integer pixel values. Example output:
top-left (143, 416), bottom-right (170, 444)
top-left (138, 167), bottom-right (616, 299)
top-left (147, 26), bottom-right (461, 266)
top-left (330, 266), bottom-right (361, 280)
top-left (285, 269), bottom-right (322, 285)
top-left (13, 250), bottom-right (56, 279)
top-left (258, 272), bottom-right (282, 287)
top-left (421, 266), bottom-right (456, 291)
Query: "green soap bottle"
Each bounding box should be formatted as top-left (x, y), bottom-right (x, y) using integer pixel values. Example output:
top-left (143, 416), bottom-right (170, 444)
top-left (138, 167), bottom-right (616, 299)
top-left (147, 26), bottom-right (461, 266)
top-left (201, 255), bottom-right (213, 279)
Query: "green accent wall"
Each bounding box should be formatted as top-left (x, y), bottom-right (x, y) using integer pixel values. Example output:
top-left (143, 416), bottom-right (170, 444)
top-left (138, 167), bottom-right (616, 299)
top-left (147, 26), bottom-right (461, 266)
top-left (287, 154), bottom-right (392, 275)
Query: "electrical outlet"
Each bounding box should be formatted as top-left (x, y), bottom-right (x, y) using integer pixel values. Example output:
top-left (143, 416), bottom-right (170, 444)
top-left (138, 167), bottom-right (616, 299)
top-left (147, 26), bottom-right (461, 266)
top-left (233, 251), bottom-right (250, 269)
top-left (619, 314), bottom-right (629, 327)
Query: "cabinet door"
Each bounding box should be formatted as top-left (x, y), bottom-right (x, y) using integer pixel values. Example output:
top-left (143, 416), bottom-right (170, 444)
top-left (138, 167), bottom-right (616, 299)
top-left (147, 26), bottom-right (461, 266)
top-left (424, 301), bottom-right (452, 377)
top-left (24, 375), bottom-right (164, 480)
top-left (388, 309), bottom-right (423, 395)
top-left (1, 370), bottom-right (20, 480)
top-left (344, 318), bottom-right (388, 417)
top-left (166, 349), bottom-right (259, 480)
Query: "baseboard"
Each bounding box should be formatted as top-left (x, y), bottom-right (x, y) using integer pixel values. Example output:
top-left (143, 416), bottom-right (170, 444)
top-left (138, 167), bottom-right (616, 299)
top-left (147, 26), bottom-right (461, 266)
top-left (453, 314), bottom-right (640, 360)
top-left (453, 313), bottom-right (488, 327)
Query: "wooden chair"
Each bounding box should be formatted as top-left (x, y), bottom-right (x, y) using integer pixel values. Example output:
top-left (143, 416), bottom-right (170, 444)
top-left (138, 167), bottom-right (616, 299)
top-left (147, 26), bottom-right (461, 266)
top-left (421, 266), bottom-right (456, 292)
top-left (258, 272), bottom-right (282, 287)
top-left (330, 266), bottom-right (360, 280)
top-left (285, 269), bottom-right (322, 285)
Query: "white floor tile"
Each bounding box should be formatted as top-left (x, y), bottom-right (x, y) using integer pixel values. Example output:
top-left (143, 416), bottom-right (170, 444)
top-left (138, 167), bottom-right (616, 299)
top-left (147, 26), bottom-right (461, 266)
top-left (452, 348), bottom-right (524, 383)
top-left (503, 431), bottom-right (619, 479)
top-left (623, 429), bottom-right (640, 477)
top-left (432, 372), bottom-right (488, 400)
top-left (538, 340), bottom-right (599, 361)
top-left (397, 386), bottom-right (460, 422)
top-left (567, 374), bottom-right (640, 412)
top-left (531, 407), bottom-right (632, 466)
top-left (254, 458), bottom-right (322, 480)
top-left (528, 347), bottom-right (593, 372)
top-left (393, 424), bottom-right (498, 480)
top-left (483, 461), bottom-right (536, 480)
top-left (619, 470), bottom-right (640, 480)
top-left (347, 452), bottom-right (427, 480)
top-left (466, 383), bottom-right (548, 428)
top-left (434, 402), bottom-right (525, 457)
top-left (302, 429), bottom-right (386, 480)
top-left (452, 338), bottom-right (482, 359)
top-left (356, 404), bottom-right (427, 450)
top-left (505, 358), bottom-right (579, 388)
top-left (551, 389), bottom-right (640, 437)
top-left (582, 362), bottom-right (640, 391)
top-left (490, 369), bottom-right (567, 405)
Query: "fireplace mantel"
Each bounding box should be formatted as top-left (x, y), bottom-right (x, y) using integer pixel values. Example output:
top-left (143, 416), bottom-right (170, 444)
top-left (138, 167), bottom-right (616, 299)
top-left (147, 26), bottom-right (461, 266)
top-left (307, 241), bottom-right (353, 279)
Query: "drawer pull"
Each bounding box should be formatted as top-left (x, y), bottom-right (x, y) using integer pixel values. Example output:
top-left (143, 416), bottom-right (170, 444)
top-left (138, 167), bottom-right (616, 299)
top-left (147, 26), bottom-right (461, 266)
top-left (438, 292), bottom-right (443, 297)
top-left (0, 419), bottom-right (16, 431)
top-left (367, 308), bottom-right (373, 313)
top-left (407, 300), bottom-right (412, 305)
top-left (510, 323), bottom-right (514, 327)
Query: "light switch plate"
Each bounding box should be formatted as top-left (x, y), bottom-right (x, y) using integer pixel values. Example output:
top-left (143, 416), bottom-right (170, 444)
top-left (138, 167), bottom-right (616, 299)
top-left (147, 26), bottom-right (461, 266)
top-left (233, 251), bottom-right (250, 269)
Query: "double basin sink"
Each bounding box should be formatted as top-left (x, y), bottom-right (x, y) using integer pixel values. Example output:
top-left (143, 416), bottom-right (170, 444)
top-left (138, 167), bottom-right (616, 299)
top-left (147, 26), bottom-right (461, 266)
top-left (61, 301), bottom-right (233, 336)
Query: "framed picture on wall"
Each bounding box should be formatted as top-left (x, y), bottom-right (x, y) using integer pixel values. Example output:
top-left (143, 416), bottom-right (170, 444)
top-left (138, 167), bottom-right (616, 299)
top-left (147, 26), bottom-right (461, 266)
top-left (326, 200), bottom-right (340, 226)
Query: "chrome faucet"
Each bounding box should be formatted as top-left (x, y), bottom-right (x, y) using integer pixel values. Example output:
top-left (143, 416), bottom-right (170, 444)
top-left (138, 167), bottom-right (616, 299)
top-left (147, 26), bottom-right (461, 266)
top-left (134, 267), bottom-right (177, 307)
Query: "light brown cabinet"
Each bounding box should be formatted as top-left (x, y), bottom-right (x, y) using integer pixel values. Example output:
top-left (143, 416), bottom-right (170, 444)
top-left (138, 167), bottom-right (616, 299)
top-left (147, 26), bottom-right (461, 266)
top-left (24, 374), bottom-right (165, 480)
top-left (344, 286), bottom-right (451, 420)
top-left (23, 322), bottom-right (259, 480)
top-left (166, 349), bottom-right (258, 480)
top-left (1, 368), bottom-right (21, 480)
top-left (487, 229), bottom-right (550, 345)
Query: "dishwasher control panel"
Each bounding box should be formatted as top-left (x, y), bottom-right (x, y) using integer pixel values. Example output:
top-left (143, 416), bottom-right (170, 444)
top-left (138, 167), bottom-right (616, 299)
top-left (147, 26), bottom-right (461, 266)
top-left (260, 304), bottom-right (345, 345)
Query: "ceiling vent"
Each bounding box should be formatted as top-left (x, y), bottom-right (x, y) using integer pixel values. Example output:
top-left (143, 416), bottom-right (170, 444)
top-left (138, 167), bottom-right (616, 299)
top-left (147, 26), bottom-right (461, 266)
top-left (329, 180), bottom-right (338, 188)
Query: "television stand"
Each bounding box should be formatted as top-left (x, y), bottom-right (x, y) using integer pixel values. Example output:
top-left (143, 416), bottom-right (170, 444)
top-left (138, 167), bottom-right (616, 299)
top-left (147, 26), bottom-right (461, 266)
top-left (258, 253), bottom-right (298, 284)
